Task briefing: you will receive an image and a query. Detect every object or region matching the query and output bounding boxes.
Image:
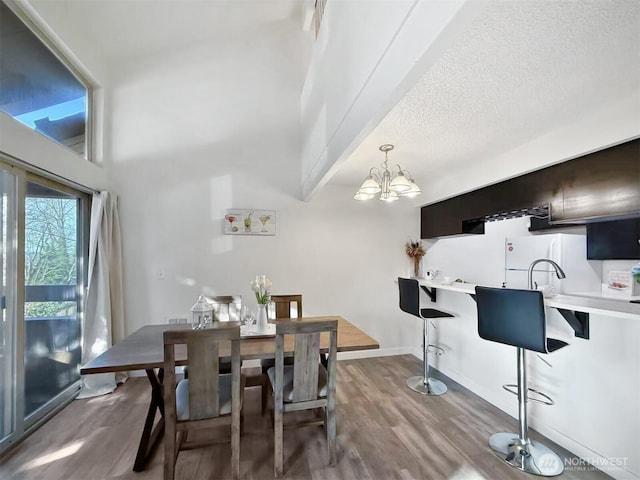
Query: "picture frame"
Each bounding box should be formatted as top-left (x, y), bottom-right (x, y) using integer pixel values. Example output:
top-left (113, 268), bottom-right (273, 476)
top-left (224, 209), bottom-right (276, 236)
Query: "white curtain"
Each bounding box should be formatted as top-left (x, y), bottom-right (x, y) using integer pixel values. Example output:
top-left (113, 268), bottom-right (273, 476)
top-left (77, 191), bottom-right (126, 398)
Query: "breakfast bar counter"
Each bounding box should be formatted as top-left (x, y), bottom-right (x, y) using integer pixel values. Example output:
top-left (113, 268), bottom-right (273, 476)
top-left (418, 279), bottom-right (640, 321)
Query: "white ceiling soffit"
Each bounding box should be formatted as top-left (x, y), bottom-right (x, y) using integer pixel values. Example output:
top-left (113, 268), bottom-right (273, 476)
top-left (330, 0), bottom-right (640, 206)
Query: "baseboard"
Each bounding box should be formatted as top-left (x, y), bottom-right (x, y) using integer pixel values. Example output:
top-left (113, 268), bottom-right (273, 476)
top-left (337, 346), bottom-right (415, 361)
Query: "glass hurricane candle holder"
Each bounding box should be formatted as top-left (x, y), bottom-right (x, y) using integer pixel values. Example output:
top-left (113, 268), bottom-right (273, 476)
top-left (191, 295), bottom-right (213, 330)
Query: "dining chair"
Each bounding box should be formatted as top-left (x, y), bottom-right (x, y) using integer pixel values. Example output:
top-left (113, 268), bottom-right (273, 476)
top-left (267, 318), bottom-right (338, 477)
top-left (268, 294), bottom-right (302, 320)
top-left (261, 295), bottom-right (302, 375)
top-left (163, 323), bottom-right (245, 480)
top-left (257, 294), bottom-right (303, 411)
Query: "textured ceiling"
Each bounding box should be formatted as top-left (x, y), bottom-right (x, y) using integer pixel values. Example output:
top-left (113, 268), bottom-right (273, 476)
top-left (331, 0), bottom-right (640, 202)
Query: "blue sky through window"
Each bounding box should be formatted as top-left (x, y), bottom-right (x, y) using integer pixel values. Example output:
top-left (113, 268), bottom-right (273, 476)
top-left (15, 97), bottom-right (86, 128)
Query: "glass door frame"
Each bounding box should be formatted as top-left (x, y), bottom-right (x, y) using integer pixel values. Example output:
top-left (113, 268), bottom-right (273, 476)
top-left (0, 156), bottom-right (90, 455)
top-left (0, 160), bottom-right (22, 455)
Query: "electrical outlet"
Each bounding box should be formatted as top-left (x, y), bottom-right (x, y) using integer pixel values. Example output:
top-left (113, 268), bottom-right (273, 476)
top-left (158, 270), bottom-right (166, 280)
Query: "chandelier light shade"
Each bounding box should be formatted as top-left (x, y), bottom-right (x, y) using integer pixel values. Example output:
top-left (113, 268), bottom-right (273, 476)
top-left (354, 144), bottom-right (422, 202)
top-left (353, 191), bottom-right (375, 200)
top-left (359, 175), bottom-right (382, 195)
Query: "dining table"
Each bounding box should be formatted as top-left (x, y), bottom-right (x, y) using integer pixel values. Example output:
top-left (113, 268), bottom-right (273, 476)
top-left (80, 315), bottom-right (380, 472)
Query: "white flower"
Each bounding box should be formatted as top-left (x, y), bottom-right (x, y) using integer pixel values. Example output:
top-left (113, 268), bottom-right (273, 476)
top-left (251, 274), bottom-right (272, 304)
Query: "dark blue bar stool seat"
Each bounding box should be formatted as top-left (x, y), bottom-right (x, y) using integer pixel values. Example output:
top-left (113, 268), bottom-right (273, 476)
top-left (475, 286), bottom-right (568, 477)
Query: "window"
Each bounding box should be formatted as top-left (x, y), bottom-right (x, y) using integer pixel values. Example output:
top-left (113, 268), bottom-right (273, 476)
top-left (0, 1), bottom-right (91, 158)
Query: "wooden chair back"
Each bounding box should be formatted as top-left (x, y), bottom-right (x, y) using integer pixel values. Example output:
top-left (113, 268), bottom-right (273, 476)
top-left (206, 295), bottom-right (242, 322)
top-left (269, 294), bottom-right (302, 320)
top-left (293, 331), bottom-right (321, 402)
top-left (163, 323), bottom-right (243, 480)
top-left (274, 318), bottom-right (337, 403)
top-left (163, 324), bottom-right (241, 420)
top-left (272, 318), bottom-right (338, 476)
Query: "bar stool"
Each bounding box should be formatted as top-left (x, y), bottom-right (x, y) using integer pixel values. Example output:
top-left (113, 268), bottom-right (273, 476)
top-left (398, 277), bottom-right (453, 395)
top-left (475, 286), bottom-right (568, 477)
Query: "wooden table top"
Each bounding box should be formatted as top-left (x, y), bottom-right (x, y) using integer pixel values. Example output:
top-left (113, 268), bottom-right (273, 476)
top-left (80, 316), bottom-right (379, 375)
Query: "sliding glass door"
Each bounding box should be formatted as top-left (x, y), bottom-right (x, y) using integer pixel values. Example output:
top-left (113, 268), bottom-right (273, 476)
top-left (0, 159), bottom-right (88, 453)
top-left (24, 180), bottom-right (84, 420)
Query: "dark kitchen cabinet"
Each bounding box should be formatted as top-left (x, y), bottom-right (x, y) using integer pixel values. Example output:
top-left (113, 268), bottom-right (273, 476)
top-left (420, 139), bottom-right (640, 238)
top-left (551, 140), bottom-right (640, 223)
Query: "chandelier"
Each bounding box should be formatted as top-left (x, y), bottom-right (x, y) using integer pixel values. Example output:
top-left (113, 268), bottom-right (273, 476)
top-left (354, 144), bottom-right (422, 202)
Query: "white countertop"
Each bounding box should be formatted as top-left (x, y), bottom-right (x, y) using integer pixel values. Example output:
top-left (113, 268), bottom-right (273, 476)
top-left (418, 279), bottom-right (640, 321)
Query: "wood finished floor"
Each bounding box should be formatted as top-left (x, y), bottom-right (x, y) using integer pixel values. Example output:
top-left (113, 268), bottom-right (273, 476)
top-left (1, 355), bottom-right (610, 480)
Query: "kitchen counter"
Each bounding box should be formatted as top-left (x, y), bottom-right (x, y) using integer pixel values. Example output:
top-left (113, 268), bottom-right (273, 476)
top-left (418, 279), bottom-right (640, 321)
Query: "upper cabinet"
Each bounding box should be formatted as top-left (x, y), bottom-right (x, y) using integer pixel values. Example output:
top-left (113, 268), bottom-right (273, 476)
top-left (421, 139), bottom-right (640, 238)
top-left (552, 140), bottom-right (640, 223)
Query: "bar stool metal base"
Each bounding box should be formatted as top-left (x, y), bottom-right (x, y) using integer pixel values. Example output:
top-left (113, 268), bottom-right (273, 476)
top-left (489, 432), bottom-right (564, 477)
top-left (406, 376), bottom-right (447, 396)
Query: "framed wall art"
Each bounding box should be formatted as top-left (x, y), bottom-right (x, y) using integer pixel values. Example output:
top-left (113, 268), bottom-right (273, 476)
top-left (224, 209), bottom-right (276, 236)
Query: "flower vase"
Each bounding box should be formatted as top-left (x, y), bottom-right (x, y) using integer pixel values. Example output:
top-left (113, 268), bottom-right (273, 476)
top-left (256, 304), bottom-right (268, 333)
top-left (412, 256), bottom-right (423, 278)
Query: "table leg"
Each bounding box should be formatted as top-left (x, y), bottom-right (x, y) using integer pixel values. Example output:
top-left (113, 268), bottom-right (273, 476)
top-left (133, 368), bottom-right (165, 472)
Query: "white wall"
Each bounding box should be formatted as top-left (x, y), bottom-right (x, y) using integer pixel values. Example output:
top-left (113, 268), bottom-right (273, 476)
top-left (105, 13), bottom-right (419, 352)
top-left (423, 217), bottom-right (640, 479)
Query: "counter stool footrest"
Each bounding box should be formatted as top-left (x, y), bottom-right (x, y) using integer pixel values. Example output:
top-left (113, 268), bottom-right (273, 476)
top-left (427, 344), bottom-right (445, 356)
top-left (502, 384), bottom-right (555, 405)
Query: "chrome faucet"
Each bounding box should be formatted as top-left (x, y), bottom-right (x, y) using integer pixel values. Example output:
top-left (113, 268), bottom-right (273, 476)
top-left (528, 258), bottom-right (566, 290)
